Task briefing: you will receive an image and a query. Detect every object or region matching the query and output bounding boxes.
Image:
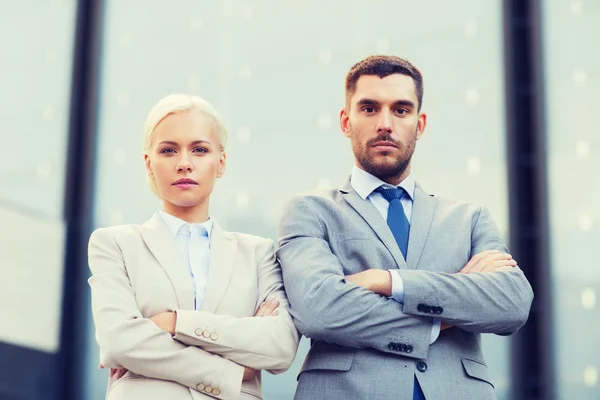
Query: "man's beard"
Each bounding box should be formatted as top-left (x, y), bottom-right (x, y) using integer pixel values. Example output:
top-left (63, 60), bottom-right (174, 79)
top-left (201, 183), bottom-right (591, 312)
top-left (353, 129), bottom-right (417, 180)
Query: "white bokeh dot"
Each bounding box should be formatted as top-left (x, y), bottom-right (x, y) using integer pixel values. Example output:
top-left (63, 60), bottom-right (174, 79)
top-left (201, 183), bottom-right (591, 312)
top-left (236, 192), bottom-right (249, 209)
top-left (318, 114), bottom-right (332, 131)
top-left (113, 148), bottom-right (127, 167)
top-left (42, 105), bottom-right (55, 121)
top-left (45, 48), bottom-right (58, 64)
top-left (242, 4), bottom-right (254, 20)
top-left (117, 90), bottom-right (130, 107)
top-left (317, 178), bottom-right (332, 190)
top-left (467, 156), bottom-right (481, 175)
top-left (239, 65), bottom-right (253, 81)
top-left (110, 210), bottom-right (124, 226)
top-left (575, 140), bottom-right (590, 158)
top-left (465, 88), bottom-right (480, 105)
top-left (578, 214), bottom-right (593, 231)
top-left (583, 366), bottom-right (598, 388)
top-left (376, 38), bottom-right (391, 53)
top-left (118, 34), bottom-right (132, 48)
top-left (574, 68), bottom-right (587, 87)
top-left (237, 127), bottom-right (252, 145)
top-left (464, 21), bottom-right (478, 39)
top-left (570, 0), bottom-right (584, 16)
top-left (581, 288), bottom-right (596, 310)
top-left (319, 49), bottom-right (332, 66)
top-left (37, 163), bottom-right (51, 179)
top-left (189, 16), bottom-right (203, 31)
top-left (187, 75), bottom-right (201, 92)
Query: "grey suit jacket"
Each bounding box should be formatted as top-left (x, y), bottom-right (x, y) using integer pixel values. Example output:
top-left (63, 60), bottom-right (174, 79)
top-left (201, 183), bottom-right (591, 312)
top-left (277, 178), bottom-right (533, 400)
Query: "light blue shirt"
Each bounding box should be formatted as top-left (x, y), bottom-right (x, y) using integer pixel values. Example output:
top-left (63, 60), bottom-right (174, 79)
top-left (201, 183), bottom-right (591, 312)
top-left (350, 165), bottom-right (441, 344)
top-left (159, 210), bottom-right (212, 310)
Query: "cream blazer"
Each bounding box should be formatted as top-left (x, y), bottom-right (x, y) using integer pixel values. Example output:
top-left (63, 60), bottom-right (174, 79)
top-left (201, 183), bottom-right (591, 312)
top-left (88, 212), bottom-right (300, 400)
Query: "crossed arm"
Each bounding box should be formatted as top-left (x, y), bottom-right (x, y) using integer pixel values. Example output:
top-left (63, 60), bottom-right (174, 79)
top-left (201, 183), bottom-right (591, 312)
top-left (88, 229), bottom-right (299, 396)
top-left (277, 197), bottom-right (534, 359)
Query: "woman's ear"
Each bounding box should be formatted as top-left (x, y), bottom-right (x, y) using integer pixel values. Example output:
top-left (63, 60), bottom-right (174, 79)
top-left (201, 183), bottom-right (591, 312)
top-left (217, 151), bottom-right (226, 178)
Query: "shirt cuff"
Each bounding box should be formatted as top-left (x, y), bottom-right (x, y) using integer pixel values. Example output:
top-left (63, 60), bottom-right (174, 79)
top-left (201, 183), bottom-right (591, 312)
top-left (388, 269), bottom-right (405, 304)
top-left (430, 319), bottom-right (441, 344)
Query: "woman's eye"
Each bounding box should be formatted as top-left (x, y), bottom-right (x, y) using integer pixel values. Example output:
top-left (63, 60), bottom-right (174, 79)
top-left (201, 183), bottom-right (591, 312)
top-left (193, 147), bottom-right (208, 154)
top-left (160, 148), bottom-right (176, 154)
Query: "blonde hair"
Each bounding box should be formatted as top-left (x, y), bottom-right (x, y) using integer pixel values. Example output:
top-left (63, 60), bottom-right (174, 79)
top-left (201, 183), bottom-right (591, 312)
top-left (143, 94), bottom-right (228, 198)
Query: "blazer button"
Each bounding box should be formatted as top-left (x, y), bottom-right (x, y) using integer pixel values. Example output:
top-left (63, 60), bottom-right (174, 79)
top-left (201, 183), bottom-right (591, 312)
top-left (388, 342), bottom-right (397, 351)
top-left (213, 388), bottom-right (221, 396)
top-left (437, 306), bottom-right (444, 314)
top-left (210, 332), bottom-right (219, 341)
top-left (202, 330), bottom-right (210, 338)
top-left (406, 345), bottom-right (413, 353)
top-left (194, 328), bottom-right (203, 337)
top-left (205, 386), bottom-right (213, 394)
top-left (196, 383), bottom-right (205, 391)
top-left (416, 361), bottom-right (428, 372)
top-left (417, 304), bottom-right (426, 312)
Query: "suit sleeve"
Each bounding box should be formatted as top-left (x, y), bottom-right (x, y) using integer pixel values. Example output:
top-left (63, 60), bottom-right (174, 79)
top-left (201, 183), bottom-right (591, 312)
top-left (88, 228), bottom-right (243, 399)
top-left (173, 238), bottom-right (300, 373)
top-left (277, 196), bottom-right (435, 360)
top-left (398, 207), bottom-right (534, 335)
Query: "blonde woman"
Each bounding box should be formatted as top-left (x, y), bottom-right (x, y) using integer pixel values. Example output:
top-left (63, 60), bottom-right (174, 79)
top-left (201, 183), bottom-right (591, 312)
top-left (88, 94), bottom-right (299, 400)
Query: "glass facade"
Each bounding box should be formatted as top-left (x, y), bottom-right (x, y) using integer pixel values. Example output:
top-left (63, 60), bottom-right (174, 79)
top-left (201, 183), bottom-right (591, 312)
top-left (543, 0), bottom-right (600, 398)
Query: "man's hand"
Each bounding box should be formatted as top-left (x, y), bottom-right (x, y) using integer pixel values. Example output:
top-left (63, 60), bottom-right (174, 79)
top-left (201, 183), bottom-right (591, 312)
top-left (255, 297), bottom-right (279, 317)
top-left (345, 269), bottom-right (392, 296)
top-left (150, 311), bottom-right (177, 336)
top-left (460, 250), bottom-right (517, 274)
top-left (98, 364), bottom-right (127, 380)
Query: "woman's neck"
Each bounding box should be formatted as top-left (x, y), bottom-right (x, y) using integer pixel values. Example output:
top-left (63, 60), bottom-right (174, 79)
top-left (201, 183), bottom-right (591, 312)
top-left (162, 201), bottom-right (210, 224)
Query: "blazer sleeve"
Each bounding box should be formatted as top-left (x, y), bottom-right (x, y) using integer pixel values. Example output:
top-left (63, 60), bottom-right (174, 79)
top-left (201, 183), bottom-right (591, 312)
top-left (397, 206), bottom-right (534, 335)
top-left (276, 196), bottom-right (435, 360)
top-left (173, 238), bottom-right (300, 373)
top-left (88, 228), bottom-right (244, 399)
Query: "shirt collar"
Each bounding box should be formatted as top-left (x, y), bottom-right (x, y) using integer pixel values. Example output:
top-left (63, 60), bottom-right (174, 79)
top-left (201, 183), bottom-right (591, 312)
top-left (158, 210), bottom-right (214, 239)
top-left (350, 164), bottom-right (415, 201)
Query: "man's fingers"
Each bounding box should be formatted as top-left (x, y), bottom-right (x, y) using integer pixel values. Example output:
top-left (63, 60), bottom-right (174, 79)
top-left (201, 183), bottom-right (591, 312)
top-left (461, 250), bottom-right (499, 273)
top-left (470, 253), bottom-right (513, 273)
top-left (480, 259), bottom-right (517, 273)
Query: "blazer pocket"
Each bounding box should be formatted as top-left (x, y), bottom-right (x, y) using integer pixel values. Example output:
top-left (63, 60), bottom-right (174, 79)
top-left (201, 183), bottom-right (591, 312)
top-left (461, 358), bottom-right (494, 388)
top-left (298, 352), bottom-right (355, 380)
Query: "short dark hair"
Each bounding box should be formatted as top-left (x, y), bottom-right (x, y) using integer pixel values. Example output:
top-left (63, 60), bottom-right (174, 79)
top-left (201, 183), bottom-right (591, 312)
top-left (345, 55), bottom-right (424, 111)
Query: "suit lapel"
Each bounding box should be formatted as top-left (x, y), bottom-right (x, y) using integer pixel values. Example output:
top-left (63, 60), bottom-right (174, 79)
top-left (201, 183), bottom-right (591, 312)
top-left (201, 219), bottom-right (237, 313)
top-left (340, 178), bottom-right (407, 270)
top-left (141, 212), bottom-right (195, 310)
top-left (406, 183), bottom-right (437, 270)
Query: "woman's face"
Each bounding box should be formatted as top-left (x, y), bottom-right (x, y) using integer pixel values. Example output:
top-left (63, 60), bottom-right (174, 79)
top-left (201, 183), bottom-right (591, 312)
top-left (145, 111), bottom-right (225, 216)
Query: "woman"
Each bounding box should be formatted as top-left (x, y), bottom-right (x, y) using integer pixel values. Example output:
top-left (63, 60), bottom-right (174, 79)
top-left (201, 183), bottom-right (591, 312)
top-left (88, 94), bottom-right (300, 400)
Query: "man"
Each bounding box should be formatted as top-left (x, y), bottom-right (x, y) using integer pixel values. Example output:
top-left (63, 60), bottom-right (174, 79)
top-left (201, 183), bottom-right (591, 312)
top-left (277, 55), bottom-right (533, 400)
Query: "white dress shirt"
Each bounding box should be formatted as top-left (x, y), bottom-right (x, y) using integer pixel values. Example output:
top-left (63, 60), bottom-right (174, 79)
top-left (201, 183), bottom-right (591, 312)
top-left (350, 165), bottom-right (441, 344)
top-left (159, 210), bottom-right (212, 310)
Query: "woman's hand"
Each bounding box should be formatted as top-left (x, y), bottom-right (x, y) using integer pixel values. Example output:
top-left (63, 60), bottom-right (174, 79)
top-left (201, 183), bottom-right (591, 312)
top-left (150, 311), bottom-right (177, 335)
top-left (98, 364), bottom-right (128, 380)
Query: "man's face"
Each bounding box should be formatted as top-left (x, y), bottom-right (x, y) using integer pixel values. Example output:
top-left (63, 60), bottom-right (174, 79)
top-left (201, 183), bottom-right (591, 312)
top-left (340, 74), bottom-right (427, 184)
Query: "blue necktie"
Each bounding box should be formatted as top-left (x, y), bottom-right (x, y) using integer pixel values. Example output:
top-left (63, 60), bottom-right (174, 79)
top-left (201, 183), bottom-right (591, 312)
top-left (375, 186), bottom-right (425, 400)
top-left (375, 186), bottom-right (410, 258)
